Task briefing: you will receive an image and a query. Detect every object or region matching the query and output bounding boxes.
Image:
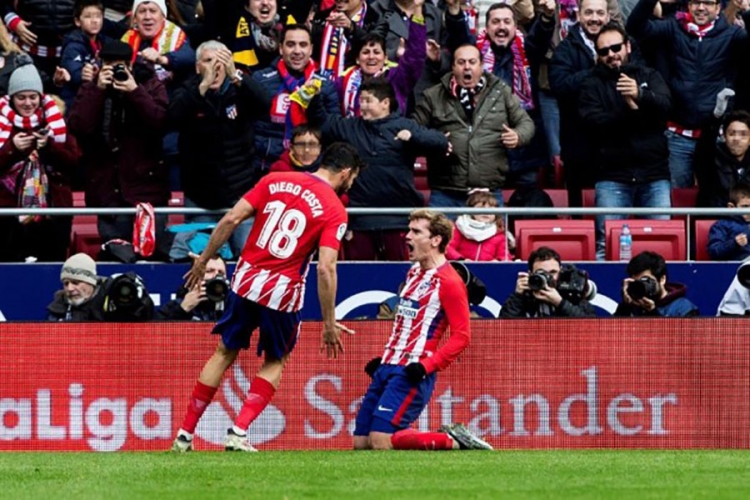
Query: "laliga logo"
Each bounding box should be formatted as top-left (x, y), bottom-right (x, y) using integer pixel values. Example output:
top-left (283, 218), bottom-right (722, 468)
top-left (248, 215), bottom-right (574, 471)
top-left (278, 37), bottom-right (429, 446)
top-left (195, 365), bottom-right (285, 446)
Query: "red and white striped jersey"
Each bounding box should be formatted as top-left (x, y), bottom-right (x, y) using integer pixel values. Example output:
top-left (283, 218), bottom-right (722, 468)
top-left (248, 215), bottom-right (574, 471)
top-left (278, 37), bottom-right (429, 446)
top-left (381, 262), bottom-right (471, 374)
top-left (231, 172), bottom-right (347, 312)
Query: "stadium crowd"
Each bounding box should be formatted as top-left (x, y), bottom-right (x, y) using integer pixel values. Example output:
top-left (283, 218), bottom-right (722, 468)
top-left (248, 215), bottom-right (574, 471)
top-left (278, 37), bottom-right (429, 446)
top-left (0, 0), bottom-right (749, 264)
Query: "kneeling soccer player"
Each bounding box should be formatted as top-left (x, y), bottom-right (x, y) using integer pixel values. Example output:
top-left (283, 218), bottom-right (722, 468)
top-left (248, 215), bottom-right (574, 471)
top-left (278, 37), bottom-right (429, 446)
top-left (353, 209), bottom-right (493, 451)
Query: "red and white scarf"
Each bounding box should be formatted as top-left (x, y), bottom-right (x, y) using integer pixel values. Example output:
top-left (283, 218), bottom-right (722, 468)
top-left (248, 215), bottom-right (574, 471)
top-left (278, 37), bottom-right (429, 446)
top-left (122, 20), bottom-right (187, 80)
top-left (340, 60), bottom-right (396, 117)
top-left (477, 30), bottom-right (534, 110)
top-left (319, 3), bottom-right (367, 80)
top-left (677, 11), bottom-right (716, 40)
top-left (0, 95), bottom-right (67, 150)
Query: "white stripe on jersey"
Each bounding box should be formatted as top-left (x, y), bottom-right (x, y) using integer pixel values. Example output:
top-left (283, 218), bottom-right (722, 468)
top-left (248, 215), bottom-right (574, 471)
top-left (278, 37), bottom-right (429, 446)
top-left (247, 269), bottom-right (271, 302)
top-left (268, 275), bottom-right (290, 309)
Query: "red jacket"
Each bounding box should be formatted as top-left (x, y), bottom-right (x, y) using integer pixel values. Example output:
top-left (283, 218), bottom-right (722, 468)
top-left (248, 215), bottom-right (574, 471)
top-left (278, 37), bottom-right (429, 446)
top-left (447, 228), bottom-right (510, 261)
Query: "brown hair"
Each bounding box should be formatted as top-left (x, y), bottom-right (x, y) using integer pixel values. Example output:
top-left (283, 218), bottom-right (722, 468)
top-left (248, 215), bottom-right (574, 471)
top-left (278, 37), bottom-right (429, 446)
top-left (409, 209), bottom-right (453, 253)
top-left (466, 191), bottom-right (505, 232)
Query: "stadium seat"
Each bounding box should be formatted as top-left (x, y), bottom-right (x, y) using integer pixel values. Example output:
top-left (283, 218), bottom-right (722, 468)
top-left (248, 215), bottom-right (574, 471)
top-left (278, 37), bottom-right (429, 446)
top-left (671, 188), bottom-right (698, 221)
top-left (414, 157), bottom-right (428, 192)
top-left (604, 220), bottom-right (686, 261)
top-left (168, 191), bottom-right (185, 227)
top-left (545, 189), bottom-right (568, 208)
top-left (70, 192), bottom-right (100, 257)
top-left (581, 189), bottom-right (596, 220)
top-left (694, 219), bottom-right (717, 261)
top-left (514, 220), bottom-right (596, 260)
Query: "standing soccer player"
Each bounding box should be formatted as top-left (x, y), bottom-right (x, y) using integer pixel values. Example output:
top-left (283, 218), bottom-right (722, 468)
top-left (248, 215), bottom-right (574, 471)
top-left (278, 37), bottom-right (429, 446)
top-left (171, 142), bottom-right (364, 452)
top-left (353, 209), bottom-right (493, 451)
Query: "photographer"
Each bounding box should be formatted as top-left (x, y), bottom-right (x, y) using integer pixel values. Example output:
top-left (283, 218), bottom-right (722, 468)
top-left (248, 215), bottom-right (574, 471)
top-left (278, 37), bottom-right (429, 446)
top-left (500, 247), bottom-right (596, 318)
top-left (68, 38), bottom-right (171, 259)
top-left (155, 256), bottom-right (229, 321)
top-left (615, 251), bottom-right (699, 317)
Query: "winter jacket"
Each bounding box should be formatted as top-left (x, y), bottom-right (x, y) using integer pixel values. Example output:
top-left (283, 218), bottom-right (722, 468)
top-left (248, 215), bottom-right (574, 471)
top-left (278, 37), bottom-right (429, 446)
top-left (5, 0), bottom-right (76, 47)
top-left (698, 141), bottom-right (750, 208)
top-left (500, 291), bottom-right (596, 318)
top-left (446, 227), bottom-right (509, 261)
top-left (269, 150), bottom-right (319, 174)
top-left (627, 0), bottom-right (750, 130)
top-left (46, 283), bottom-right (107, 322)
top-left (154, 297), bottom-right (225, 321)
top-left (370, 0), bottom-right (443, 63)
top-left (68, 65), bottom-right (169, 207)
top-left (168, 74), bottom-right (271, 209)
top-left (578, 63), bottom-right (672, 184)
top-left (251, 60), bottom-right (340, 172)
top-left (412, 71), bottom-right (535, 192)
top-left (59, 30), bottom-right (111, 111)
top-left (614, 282), bottom-right (699, 317)
top-left (309, 103), bottom-right (449, 231)
top-left (708, 216), bottom-right (750, 261)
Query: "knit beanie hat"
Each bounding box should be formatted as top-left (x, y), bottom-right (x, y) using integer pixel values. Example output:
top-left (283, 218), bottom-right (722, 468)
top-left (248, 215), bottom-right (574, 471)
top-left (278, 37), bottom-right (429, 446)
top-left (8, 61), bottom-right (43, 96)
top-left (60, 253), bottom-right (98, 286)
top-left (132, 0), bottom-right (167, 17)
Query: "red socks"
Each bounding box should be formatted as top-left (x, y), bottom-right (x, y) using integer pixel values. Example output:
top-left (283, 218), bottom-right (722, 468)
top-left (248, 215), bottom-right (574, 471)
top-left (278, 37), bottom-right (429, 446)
top-left (391, 429), bottom-right (454, 450)
top-left (234, 377), bottom-right (277, 431)
top-left (181, 380), bottom-right (218, 434)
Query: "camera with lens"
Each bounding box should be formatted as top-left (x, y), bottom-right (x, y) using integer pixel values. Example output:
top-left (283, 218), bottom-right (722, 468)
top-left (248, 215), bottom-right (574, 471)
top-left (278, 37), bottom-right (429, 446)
top-left (112, 63), bottom-right (129, 82)
top-left (626, 276), bottom-right (659, 301)
top-left (450, 262), bottom-right (487, 306)
top-left (102, 271), bottom-right (154, 321)
top-left (204, 276), bottom-right (229, 303)
top-left (556, 265), bottom-right (595, 304)
top-left (528, 269), bottom-right (554, 292)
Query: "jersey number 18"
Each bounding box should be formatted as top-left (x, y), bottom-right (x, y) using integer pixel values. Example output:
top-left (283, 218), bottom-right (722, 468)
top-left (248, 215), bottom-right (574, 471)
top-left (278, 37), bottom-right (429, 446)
top-left (257, 200), bottom-right (307, 259)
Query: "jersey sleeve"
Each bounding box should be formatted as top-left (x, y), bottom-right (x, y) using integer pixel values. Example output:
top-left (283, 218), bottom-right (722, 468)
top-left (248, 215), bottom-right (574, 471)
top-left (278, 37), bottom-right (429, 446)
top-left (421, 276), bottom-right (471, 374)
top-left (318, 202), bottom-right (348, 251)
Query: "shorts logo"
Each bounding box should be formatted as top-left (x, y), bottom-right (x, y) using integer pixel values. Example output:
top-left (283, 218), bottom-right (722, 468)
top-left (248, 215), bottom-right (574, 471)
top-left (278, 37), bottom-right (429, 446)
top-left (195, 364), bottom-right (285, 446)
top-left (377, 405), bottom-right (393, 412)
top-left (336, 223), bottom-right (347, 241)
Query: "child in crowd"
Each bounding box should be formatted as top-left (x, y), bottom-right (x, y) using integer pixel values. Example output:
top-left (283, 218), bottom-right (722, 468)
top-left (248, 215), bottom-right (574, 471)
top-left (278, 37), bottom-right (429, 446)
top-left (270, 125), bottom-right (323, 173)
top-left (708, 182), bottom-right (750, 261)
top-left (447, 190), bottom-right (511, 261)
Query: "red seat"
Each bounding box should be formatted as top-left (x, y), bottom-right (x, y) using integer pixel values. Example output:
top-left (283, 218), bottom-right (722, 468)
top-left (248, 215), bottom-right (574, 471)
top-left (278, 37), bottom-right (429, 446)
top-left (605, 220), bottom-right (686, 261)
top-left (670, 188), bottom-right (698, 221)
top-left (419, 189), bottom-right (430, 206)
top-left (545, 189), bottom-right (568, 208)
top-left (582, 189), bottom-right (596, 220)
top-left (414, 175), bottom-right (429, 191)
top-left (70, 191), bottom-right (100, 257)
top-left (168, 191), bottom-right (185, 226)
top-left (694, 219), bottom-right (717, 261)
top-left (514, 220), bottom-right (596, 261)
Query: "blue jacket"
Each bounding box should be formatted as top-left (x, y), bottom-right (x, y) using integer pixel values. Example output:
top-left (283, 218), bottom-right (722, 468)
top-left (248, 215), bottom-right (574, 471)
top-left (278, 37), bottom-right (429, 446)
top-left (627, 0), bottom-right (750, 129)
top-left (708, 216), bottom-right (750, 261)
top-left (615, 282), bottom-right (699, 317)
top-left (251, 60), bottom-right (340, 172)
top-left (59, 30), bottom-right (111, 111)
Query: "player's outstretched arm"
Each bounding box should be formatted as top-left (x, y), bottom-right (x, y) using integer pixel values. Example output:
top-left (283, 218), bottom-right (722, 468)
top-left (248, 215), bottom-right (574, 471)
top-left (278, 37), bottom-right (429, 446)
top-left (184, 198), bottom-right (255, 290)
top-left (317, 246), bottom-right (354, 358)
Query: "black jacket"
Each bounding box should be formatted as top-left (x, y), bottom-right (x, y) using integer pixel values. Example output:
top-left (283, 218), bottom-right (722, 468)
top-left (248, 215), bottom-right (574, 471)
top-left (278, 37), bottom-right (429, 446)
top-left (169, 74), bottom-right (271, 209)
top-left (500, 292), bottom-right (596, 318)
top-left (578, 63), bottom-right (672, 184)
top-left (7, 0), bottom-right (76, 46)
top-left (614, 282), bottom-right (699, 317)
top-left (46, 282), bottom-right (106, 322)
top-left (155, 298), bottom-right (225, 321)
top-left (697, 141), bottom-right (750, 208)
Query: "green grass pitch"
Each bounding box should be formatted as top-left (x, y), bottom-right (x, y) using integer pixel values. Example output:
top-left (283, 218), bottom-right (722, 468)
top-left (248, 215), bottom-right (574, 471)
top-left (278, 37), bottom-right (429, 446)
top-left (1, 451), bottom-right (750, 499)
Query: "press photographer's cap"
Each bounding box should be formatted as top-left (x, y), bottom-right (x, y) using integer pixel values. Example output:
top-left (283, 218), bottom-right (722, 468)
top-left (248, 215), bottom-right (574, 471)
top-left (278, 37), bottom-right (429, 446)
top-left (99, 40), bottom-right (134, 63)
top-left (132, 0), bottom-right (167, 17)
top-left (61, 253), bottom-right (98, 286)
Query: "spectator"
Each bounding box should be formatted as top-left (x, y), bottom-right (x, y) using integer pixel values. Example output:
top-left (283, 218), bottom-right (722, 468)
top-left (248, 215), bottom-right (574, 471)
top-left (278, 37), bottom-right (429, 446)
top-left (252, 24), bottom-right (339, 173)
top-left (121, 0), bottom-right (195, 90)
top-left (309, 77), bottom-right (449, 260)
top-left (2, 0), bottom-right (76, 77)
top-left (626, 0), bottom-right (750, 188)
top-left (412, 43), bottom-right (534, 209)
top-left (68, 39), bottom-right (171, 260)
top-left (717, 258), bottom-right (750, 315)
top-left (578, 22), bottom-right (672, 259)
top-left (0, 61), bottom-right (80, 262)
top-left (0, 18), bottom-right (30, 94)
top-left (58, 0), bottom-right (109, 111)
top-left (370, 0), bottom-right (443, 62)
top-left (697, 110), bottom-right (750, 207)
top-left (446, 190), bottom-right (510, 261)
top-left (500, 246), bottom-right (596, 318)
top-left (549, 0), bottom-right (611, 208)
top-left (708, 182), bottom-right (750, 260)
top-left (227, 0), bottom-right (282, 73)
top-left (615, 250), bottom-right (699, 317)
top-left (47, 253), bottom-right (106, 321)
top-left (168, 40), bottom-right (271, 257)
top-left (155, 255), bottom-right (229, 321)
top-left (451, 0), bottom-right (556, 188)
top-left (270, 125), bottom-right (323, 173)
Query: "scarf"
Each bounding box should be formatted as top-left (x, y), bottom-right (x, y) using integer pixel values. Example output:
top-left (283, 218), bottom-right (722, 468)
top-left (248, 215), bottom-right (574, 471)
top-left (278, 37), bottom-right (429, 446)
top-left (558, 0), bottom-right (579, 40)
top-left (455, 214), bottom-right (498, 243)
top-left (579, 26), bottom-right (597, 60)
top-left (319, 3), bottom-right (367, 80)
top-left (464, 7), bottom-right (478, 36)
top-left (122, 20), bottom-right (187, 80)
top-left (450, 75), bottom-right (486, 121)
top-left (477, 30), bottom-right (534, 110)
top-left (677, 11), bottom-right (716, 40)
top-left (340, 61), bottom-right (397, 117)
top-left (0, 95), bottom-right (67, 150)
top-left (272, 60), bottom-right (316, 147)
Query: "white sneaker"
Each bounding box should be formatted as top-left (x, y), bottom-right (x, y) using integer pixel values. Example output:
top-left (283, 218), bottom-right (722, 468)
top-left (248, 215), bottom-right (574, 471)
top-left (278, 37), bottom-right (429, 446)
top-left (224, 428), bottom-right (258, 452)
top-left (170, 434), bottom-right (193, 452)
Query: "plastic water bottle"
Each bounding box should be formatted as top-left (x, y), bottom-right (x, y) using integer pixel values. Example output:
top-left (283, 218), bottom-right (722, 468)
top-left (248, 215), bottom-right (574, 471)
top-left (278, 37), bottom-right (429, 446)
top-left (619, 224), bottom-right (632, 262)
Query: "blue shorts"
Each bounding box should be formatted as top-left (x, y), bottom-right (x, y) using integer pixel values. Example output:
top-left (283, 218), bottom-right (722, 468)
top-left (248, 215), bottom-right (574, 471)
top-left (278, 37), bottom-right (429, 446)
top-left (212, 291), bottom-right (301, 359)
top-left (353, 364), bottom-right (436, 436)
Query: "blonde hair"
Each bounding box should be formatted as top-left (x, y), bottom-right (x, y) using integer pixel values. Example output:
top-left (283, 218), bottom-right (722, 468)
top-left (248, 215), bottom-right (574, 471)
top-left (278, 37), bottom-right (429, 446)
top-left (0, 20), bottom-right (21, 55)
top-left (466, 191), bottom-right (504, 232)
top-left (409, 209), bottom-right (453, 253)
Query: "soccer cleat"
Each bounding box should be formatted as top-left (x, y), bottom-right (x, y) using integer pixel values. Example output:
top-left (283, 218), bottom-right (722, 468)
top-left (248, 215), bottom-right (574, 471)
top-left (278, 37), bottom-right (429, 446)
top-left (170, 434), bottom-right (193, 452)
top-left (224, 428), bottom-right (258, 452)
top-left (439, 423), bottom-right (493, 450)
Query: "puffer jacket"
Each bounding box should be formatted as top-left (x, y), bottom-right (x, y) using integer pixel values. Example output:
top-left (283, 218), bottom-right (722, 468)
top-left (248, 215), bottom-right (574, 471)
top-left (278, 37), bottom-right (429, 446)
top-left (412, 71), bottom-right (535, 192)
top-left (9, 0), bottom-right (76, 46)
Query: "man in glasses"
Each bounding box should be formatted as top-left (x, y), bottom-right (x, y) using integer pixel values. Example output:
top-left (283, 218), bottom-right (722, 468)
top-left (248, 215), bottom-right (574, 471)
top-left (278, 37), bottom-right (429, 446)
top-left (578, 22), bottom-right (672, 259)
top-left (627, 0), bottom-right (750, 188)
